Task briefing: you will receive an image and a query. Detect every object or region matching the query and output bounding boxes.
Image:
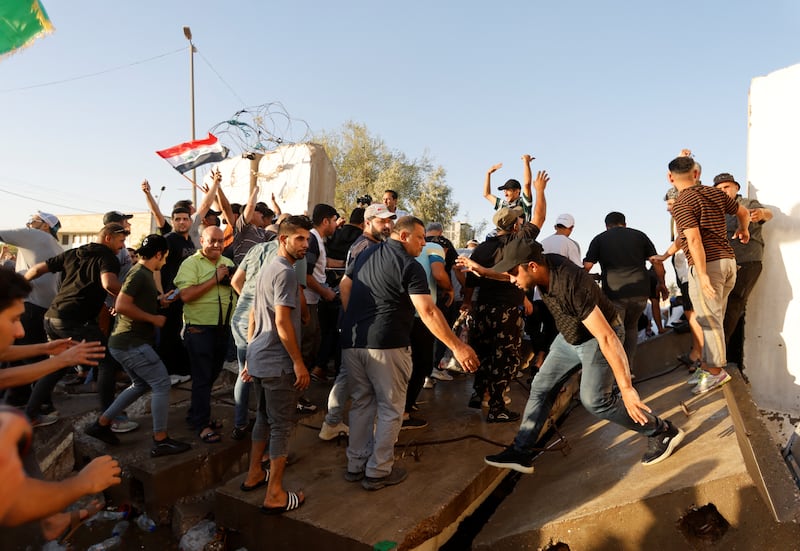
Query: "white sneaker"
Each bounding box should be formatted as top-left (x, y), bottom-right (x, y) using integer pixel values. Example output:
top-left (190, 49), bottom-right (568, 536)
top-left (111, 415), bottom-right (139, 433)
top-left (170, 374), bottom-right (191, 385)
top-left (686, 370), bottom-right (704, 386)
top-left (430, 368), bottom-right (453, 381)
top-left (692, 369), bottom-right (732, 395)
top-left (422, 377), bottom-right (436, 389)
top-left (319, 421), bottom-right (349, 441)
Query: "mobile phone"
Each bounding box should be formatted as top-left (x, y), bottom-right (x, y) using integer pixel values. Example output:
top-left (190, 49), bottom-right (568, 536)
top-left (167, 288), bottom-right (180, 300)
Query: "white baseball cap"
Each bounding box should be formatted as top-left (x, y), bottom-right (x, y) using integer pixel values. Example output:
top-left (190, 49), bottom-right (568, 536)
top-left (555, 213), bottom-right (575, 228)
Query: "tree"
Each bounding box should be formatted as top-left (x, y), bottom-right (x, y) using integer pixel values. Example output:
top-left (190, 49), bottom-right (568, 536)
top-left (313, 121), bottom-right (458, 225)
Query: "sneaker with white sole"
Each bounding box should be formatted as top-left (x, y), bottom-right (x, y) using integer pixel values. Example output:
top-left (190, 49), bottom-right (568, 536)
top-left (692, 369), bottom-right (731, 395)
top-left (484, 446), bottom-right (535, 474)
top-left (430, 368), bottom-right (453, 381)
top-left (319, 421), bottom-right (349, 441)
top-left (642, 420), bottom-right (685, 465)
top-left (686, 370), bottom-right (705, 386)
top-left (31, 414), bottom-right (59, 428)
top-left (111, 415), bottom-right (139, 433)
top-left (422, 377), bottom-right (436, 389)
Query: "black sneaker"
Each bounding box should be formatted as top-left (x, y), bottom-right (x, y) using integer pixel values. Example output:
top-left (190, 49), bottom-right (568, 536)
top-left (296, 397), bottom-right (317, 414)
top-left (642, 421), bottom-right (685, 466)
top-left (231, 426), bottom-right (249, 441)
top-left (468, 393), bottom-right (482, 409)
top-left (485, 446), bottom-right (535, 474)
top-left (361, 467), bottom-right (408, 491)
top-left (401, 417), bottom-right (428, 430)
top-left (151, 437), bottom-right (191, 457)
top-left (85, 420), bottom-right (120, 445)
top-left (486, 408), bottom-right (520, 424)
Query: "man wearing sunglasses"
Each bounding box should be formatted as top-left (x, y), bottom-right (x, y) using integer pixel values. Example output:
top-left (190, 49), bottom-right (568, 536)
top-left (23, 223), bottom-right (127, 427)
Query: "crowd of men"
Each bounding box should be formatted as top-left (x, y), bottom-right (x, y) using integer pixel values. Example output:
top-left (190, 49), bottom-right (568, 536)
top-left (0, 147), bottom-right (773, 532)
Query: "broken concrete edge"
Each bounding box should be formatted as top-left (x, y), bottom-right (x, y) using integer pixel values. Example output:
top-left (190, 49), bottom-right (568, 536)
top-left (406, 468), bottom-right (509, 551)
top-left (723, 367), bottom-right (800, 523)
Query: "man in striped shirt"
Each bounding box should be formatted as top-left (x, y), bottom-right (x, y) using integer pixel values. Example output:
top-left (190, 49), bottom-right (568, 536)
top-left (666, 156), bottom-right (750, 394)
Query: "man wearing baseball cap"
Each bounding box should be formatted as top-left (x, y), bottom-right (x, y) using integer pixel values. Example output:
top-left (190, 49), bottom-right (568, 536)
top-left (482, 155), bottom-right (540, 222)
top-left (471, 238), bottom-right (683, 474)
top-left (0, 211), bottom-right (64, 416)
top-left (712, 172), bottom-right (772, 370)
top-left (462, 196), bottom-right (546, 423)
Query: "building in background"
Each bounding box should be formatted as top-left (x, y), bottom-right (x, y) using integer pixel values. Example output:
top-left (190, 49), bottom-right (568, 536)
top-left (444, 221), bottom-right (474, 249)
top-left (55, 212), bottom-right (151, 249)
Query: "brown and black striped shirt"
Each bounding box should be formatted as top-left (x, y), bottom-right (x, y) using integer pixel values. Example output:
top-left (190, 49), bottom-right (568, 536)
top-left (672, 185), bottom-right (739, 266)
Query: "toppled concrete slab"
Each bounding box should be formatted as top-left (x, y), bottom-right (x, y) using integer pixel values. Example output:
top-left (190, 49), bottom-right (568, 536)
top-left (473, 365), bottom-right (800, 550)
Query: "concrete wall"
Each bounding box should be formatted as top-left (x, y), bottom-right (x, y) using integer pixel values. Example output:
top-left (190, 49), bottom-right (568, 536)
top-left (216, 143), bottom-right (336, 216)
top-left (746, 63), bottom-right (800, 414)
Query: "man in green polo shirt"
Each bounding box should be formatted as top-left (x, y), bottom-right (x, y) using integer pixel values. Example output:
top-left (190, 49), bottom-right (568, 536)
top-left (174, 226), bottom-right (236, 443)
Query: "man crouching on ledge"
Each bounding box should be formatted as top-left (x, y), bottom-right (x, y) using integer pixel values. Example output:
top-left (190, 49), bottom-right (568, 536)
top-left (458, 238), bottom-right (684, 474)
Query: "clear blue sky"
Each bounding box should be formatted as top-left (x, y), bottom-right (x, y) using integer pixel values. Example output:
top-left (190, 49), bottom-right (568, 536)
top-left (1, 1), bottom-right (799, 256)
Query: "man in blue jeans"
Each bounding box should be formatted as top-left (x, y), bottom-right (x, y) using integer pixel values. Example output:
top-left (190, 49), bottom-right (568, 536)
top-left (475, 238), bottom-right (684, 474)
top-left (85, 235), bottom-right (190, 456)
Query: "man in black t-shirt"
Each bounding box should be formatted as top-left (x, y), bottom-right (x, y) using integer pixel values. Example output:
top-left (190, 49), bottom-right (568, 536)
top-left (23, 223), bottom-right (127, 425)
top-left (474, 239), bottom-right (683, 474)
top-left (339, 216), bottom-right (478, 490)
top-left (158, 207), bottom-right (196, 377)
top-left (584, 212), bottom-right (665, 373)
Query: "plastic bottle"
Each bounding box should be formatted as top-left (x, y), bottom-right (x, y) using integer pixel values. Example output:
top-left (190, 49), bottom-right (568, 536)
top-left (111, 520), bottom-right (129, 537)
top-left (135, 513), bottom-right (156, 532)
top-left (86, 535), bottom-right (122, 551)
top-left (93, 510), bottom-right (127, 521)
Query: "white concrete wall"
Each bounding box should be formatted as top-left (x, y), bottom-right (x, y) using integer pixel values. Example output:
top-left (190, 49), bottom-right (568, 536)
top-left (746, 63), bottom-right (800, 414)
top-left (215, 143), bottom-right (336, 216)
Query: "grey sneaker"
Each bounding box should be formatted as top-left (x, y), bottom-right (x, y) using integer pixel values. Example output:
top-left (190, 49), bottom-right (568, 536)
top-left (344, 470), bottom-right (365, 482)
top-left (692, 369), bottom-right (731, 395)
top-left (361, 467), bottom-right (408, 491)
top-left (642, 421), bottom-right (685, 465)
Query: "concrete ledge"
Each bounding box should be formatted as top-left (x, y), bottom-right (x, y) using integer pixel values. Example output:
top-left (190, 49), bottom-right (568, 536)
top-left (723, 366), bottom-right (800, 523)
top-left (474, 366), bottom-right (756, 550)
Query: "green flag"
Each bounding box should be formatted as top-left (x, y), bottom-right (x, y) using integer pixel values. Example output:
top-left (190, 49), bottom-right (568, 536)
top-left (0, 0), bottom-right (54, 60)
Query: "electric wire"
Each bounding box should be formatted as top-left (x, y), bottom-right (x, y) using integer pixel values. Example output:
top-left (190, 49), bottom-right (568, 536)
top-left (0, 47), bottom-right (184, 94)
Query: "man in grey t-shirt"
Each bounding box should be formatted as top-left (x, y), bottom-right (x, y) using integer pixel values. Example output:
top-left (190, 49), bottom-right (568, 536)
top-left (240, 216), bottom-right (312, 514)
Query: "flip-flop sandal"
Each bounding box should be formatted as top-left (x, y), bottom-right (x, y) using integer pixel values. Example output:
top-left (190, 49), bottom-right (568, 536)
top-left (259, 491), bottom-right (304, 515)
top-left (240, 469), bottom-right (270, 492)
top-left (59, 499), bottom-right (104, 544)
top-left (199, 429), bottom-right (222, 444)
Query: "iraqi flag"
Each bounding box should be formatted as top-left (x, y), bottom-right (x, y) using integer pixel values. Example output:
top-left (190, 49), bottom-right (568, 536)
top-left (156, 133), bottom-right (229, 174)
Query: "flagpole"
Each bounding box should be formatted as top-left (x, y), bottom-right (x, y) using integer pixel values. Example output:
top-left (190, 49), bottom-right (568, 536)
top-left (183, 26), bottom-right (197, 206)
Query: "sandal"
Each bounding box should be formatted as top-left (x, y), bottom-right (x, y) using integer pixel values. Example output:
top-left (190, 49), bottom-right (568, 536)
top-left (58, 499), bottom-right (104, 544)
top-left (207, 419), bottom-right (224, 430)
top-left (199, 429), bottom-right (222, 444)
top-left (240, 469), bottom-right (270, 492)
top-left (259, 491), bottom-right (305, 515)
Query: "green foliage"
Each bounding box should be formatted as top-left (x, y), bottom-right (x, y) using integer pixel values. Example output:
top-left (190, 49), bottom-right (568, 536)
top-left (313, 121), bottom-right (458, 225)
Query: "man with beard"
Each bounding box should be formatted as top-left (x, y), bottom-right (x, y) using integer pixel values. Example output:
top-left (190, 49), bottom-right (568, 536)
top-left (318, 203), bottom-right (395, 440)
top-left (239, 216), bottom-right (312, 514)
top-left (480, 239), bottom-right (684, 474)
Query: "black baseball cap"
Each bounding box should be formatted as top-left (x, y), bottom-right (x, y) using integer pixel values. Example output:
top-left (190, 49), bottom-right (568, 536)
top-left (497, 179), bottom-right (521, 191)
top-left (493, 238), bottom-right (545, 273)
